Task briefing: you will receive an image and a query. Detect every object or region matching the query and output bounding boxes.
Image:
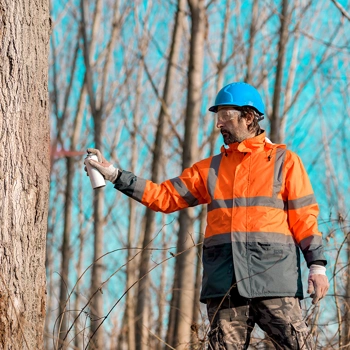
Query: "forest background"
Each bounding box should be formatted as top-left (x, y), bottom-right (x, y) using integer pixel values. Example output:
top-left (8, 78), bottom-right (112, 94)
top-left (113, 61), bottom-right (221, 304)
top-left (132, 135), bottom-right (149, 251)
top-left (46, 0), bottom-right (350, 349)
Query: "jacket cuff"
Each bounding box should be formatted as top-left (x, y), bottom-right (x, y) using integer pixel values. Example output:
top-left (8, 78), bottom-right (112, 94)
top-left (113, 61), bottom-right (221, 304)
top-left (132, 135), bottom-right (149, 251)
top-left (307, 259), bottom-right (327, 268)
top-left (113, 169), bottom-right (123, 184)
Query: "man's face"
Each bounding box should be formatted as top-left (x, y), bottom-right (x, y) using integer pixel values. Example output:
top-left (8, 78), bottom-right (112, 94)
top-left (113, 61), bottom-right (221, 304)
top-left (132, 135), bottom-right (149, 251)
top-left (216, 106), bottom-right (250, 145)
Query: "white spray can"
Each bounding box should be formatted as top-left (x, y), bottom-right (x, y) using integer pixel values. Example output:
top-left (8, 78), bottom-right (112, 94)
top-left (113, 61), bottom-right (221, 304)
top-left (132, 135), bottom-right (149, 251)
top-left (84, 154), bottom-right (106, 189)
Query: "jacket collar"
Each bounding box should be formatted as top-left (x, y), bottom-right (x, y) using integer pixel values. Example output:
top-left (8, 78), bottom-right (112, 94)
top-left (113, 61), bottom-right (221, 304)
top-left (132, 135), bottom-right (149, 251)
top-left (220, 131), bottom-right (286, 154)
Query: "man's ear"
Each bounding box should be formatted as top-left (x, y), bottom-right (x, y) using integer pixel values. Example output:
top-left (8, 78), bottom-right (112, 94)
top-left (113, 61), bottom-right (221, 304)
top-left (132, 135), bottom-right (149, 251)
top-left (245, 112), bottom-right (254, 126)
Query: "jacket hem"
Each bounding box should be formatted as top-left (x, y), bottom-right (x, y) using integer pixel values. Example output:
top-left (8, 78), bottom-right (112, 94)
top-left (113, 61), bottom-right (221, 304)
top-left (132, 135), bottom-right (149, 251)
top-left (200, 291), bottom-right (304, 304)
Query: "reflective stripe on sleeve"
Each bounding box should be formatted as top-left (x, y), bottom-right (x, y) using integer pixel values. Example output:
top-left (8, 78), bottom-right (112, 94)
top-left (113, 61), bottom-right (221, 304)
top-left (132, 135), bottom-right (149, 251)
top-left (287, 194), bottom-right (317, 210)
top-left (169, 177), bottom-right (199, 207)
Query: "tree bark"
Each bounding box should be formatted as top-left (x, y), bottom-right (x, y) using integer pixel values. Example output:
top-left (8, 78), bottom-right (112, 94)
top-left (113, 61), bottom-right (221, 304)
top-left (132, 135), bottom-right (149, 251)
top-left (245, 0), bottom-right (259, 84)
top-left (270, 0), bottom-right (290, 143)
top-left (57, 41), bottom-right (81, 346)
top-left (170, 1), bottom-right (206, 348)
top-left (191, 208), bottom-right (206, 348)
top-left (80, 0), bottom-right (109, 347)
top-left (208, 0), bottom-right (231, 157)
top-left (135, 1), bottom-right (185, 349)
top-left (0, 0), bottom-right (51, 348)
top-left (74, 175), bottom-right (87, 350)
top-left (343, 231), bottom-right (350, 347)
top-left (126, 44), bottom-right (144, 350)
top-left (155, 221), bottom-right (168, 350)
top-left (90, 114), bottom-right (106, 349)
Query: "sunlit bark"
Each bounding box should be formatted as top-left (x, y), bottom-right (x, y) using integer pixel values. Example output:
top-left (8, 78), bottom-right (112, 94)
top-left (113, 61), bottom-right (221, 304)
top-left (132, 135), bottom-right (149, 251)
top-left (0, 0), bottom-right (51, 348)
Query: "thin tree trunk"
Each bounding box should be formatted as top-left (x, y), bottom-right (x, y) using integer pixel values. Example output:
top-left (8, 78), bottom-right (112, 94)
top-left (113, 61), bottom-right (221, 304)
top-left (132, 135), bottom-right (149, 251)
top-left (126, 44), bottom-right (144, 350)
top-left (90, 114), bottom-right (106, 349)
top-left (344, 231), bottom-right (350, 347)
top-left (80, 0), bottom-right (115, 347)
top-left (208, 0), bottom-right (231, 156)
top-left (86, 6), bottom-right (123, 345)
top-left (57, 44), bottom-right (82, 343)
top-left (45, 191), bottom-right (59, 348)
top-left (135, 1), bottom-right (185, 349)
top-left (280, 27), bottom-right (300, 142)
top-left (74, 179), bottom-right (87, 349)
top-left (170, 1), bottom-right (206, 348)
top-left (73, 84), bottom-right (88, 349)
top-left (245, 0), bottom-right (259, 84)
top-left (155, 220), bottom-right (168, 350)
top-left (191, 208), bottom-right (206, 348)
top-left (342, 106), bottom-right (350, 347)
top-left (57, 153), bottom-right (75, 344)
top-left (0, 0), bottom-right (51, 348)
top-left (270, 0), bottom-right (290, 143)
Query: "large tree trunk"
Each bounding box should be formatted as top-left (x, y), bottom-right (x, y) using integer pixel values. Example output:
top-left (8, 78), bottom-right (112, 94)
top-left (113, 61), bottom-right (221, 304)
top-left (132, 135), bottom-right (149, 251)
top-left (0, 0), bottom-right (51, 348)
top-left (135, 1), bottom-right (185, 349)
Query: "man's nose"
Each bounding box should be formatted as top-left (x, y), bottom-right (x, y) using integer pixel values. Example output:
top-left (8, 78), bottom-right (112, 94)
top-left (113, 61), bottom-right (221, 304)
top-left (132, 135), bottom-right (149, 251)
top-left (216, 120), bottom-right (224, 128)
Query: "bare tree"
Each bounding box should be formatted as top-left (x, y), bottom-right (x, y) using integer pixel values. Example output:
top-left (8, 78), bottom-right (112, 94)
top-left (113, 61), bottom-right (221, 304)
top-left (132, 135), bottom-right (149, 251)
top-left (125, 12), bottom-right (150, 348)
top-left (245, 0), bottom-right (259, 84)
top-left (50, 33), bottom-right (84, 346)
top-left (135, 1), bottom-right (186, 349)
top-left (80, 1), bottom-right (105, 347)
top-left (167, 1), bottom-right (206, 348)
top-left (0, 0), bottom-right (51, 348)
top-left (270, 0), bottom-right (290, 143)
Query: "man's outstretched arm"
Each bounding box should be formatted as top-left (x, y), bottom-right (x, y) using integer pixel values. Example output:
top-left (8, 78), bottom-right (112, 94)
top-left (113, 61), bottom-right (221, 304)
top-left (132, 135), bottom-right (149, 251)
top-left (85, 148), bottom-right (210, 213)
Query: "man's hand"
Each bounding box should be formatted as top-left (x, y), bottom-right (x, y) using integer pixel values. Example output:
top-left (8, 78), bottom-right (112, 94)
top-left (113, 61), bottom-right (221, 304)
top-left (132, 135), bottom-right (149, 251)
top-left (307, 265), bottom-right (329, 304)
top-left (85, 148), bottom-right (120, 183)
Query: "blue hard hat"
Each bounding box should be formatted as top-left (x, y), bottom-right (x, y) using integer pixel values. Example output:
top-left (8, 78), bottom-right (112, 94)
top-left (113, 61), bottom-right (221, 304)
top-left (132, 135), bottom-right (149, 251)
top-left (209, 82), bottom-right (265, 117)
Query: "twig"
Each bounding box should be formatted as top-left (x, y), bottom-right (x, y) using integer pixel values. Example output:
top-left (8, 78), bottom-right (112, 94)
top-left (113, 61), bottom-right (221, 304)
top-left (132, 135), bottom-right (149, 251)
top-left (60, 220), bottom-right (175, 347)
top-left (85, 237), bottom-right (200, 349)
top-left (146, 325), bottom-right (177, 350)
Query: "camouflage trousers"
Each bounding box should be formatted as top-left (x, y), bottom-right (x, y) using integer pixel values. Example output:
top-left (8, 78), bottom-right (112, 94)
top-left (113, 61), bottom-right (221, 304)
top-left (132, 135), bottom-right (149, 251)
top-left (207, 296), bottom-right (314, 350)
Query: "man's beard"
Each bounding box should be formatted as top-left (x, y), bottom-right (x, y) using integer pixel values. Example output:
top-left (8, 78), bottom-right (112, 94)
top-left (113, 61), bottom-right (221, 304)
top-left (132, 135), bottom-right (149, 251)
top-left (221, 129), bottom-right (242, 144)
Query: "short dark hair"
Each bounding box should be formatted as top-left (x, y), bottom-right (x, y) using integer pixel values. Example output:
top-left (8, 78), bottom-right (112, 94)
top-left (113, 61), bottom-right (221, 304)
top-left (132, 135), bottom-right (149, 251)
top-left (236, 106), bottom-right (261, 135)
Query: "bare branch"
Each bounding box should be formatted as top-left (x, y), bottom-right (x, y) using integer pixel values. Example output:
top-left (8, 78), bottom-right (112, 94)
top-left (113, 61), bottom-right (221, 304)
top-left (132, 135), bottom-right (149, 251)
top-left (330, 0), bottom-right (350, 21)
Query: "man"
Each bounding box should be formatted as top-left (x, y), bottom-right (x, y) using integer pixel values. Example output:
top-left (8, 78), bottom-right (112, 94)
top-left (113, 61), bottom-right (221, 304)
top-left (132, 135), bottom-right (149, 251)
top-left (85, 82), bottom-right (329, 349)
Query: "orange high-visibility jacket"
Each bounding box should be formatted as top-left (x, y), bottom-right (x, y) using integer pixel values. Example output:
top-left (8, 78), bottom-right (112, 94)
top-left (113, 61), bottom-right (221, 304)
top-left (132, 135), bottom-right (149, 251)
top-left (115, 132), bottom-right (326, 301)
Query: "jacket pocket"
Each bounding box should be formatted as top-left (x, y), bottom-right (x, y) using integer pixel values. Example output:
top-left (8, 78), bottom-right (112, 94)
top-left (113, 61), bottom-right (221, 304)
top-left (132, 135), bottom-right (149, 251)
top-left (247, 242), bottom-right (300, 296)
top-left (200, 243), bottom-right (233, 302)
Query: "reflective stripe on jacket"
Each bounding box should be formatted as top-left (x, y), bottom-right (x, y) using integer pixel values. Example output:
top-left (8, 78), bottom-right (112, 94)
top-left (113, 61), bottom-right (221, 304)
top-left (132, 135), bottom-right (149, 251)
top-left (114, 132), bottom-right (326, 302)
